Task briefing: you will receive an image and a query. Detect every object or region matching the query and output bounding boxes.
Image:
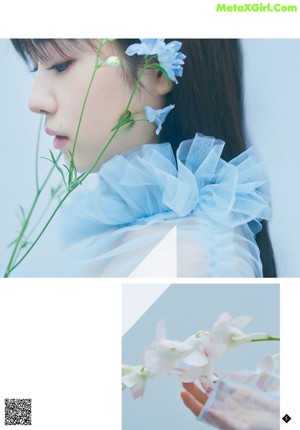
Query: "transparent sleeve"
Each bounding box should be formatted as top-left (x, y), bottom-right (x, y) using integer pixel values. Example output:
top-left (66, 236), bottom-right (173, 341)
top-left (197, 379), bottom-right (280, 430)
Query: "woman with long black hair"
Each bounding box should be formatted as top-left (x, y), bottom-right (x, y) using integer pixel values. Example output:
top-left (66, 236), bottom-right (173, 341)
top-left (9, 38), bottom-right (276, 277)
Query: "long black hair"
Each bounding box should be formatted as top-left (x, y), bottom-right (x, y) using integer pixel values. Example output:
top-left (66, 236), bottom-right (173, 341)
top-left (11, 38), bottom-right (277, 277)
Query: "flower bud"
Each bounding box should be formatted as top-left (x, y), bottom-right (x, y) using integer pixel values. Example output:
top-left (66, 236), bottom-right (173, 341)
top-left (103, 56), bottom-right (120, 67)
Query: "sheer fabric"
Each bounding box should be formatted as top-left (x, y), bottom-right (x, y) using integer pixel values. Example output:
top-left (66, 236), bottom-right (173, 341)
top-left (58, 134), bottom-right (271, 277)
top-left (197, 378), bottom-right (279, 430)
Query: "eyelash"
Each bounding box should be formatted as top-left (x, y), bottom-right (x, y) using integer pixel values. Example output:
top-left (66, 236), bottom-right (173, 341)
top-left (49, 61), bottom-right (73, 73)
top-left (30, 60), bottom-right (73, 74)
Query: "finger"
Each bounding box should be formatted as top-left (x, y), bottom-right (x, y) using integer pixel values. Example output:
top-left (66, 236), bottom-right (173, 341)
top-left (180, 390), bottom-right (203, 417)
top-left (182, 382), bottom-right (208, 404)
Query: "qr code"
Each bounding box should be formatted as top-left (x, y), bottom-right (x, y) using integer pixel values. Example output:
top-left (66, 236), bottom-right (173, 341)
top-left (5, 399), bottom-right (32, 426)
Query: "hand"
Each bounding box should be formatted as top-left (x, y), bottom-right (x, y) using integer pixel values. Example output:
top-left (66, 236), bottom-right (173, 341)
top-left (181, 381), bottom-right (208, 416)
top-left (181, 380), bottom-right (280, 430)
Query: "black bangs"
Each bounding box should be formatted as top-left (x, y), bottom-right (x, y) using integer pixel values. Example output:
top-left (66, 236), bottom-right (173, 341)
top-left (10, 39), bottom-right (90, 65)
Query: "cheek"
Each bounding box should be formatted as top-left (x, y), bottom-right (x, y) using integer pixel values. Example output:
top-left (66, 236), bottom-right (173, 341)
top-left (62, 82), bottom-right (90, 131)
top-left (84, 70), bottom-right (132, 128)
top-left (66, 67), bottom-right (133, 150)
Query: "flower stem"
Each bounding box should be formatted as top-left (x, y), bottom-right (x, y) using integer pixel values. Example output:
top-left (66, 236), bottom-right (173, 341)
top-left (250, 336), bottom-right (280, 342)
top-left (27, 182), bottom-right (64, 239)
top-left (232, 332), bottom-right (280, 343)
top-left (124, 59), bottom-right (149, 114)
top-left (80, 127), bottom-right (120, 179)
top-left (6, 188), bottom-right (73, 274)
top-left (68, 65), bottom-right (98, 188)
top-left (4, 42), bottom-right (154, 276)
top-left (4, 154), bottom-right (61, 278)
top-left (35, 115), bottom-right (43, 191)
top-left (80, 59), bottom-right (151, 177)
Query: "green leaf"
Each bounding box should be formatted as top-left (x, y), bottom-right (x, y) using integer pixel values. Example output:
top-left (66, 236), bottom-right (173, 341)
top-left (111, 113), bottom-right (134, 132)
top-left (7, 238), bottom-right (18, 249)
top-left (116, 120), bottom-right (136, 138)
top-left (20, 239), bottom-right (31, 250)
top-left (119, 110), bottom-right (132, 122)
top-left (68, 178), bottom-right (82, 192)
top-left (42, 151), bottom-right (68, 188)
top-left (16, 205), bottom-right (26, 225)
top-left (50, 183), bottom-right (63, 199)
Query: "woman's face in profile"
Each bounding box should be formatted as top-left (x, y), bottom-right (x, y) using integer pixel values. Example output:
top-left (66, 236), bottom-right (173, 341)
top-left (28, 40), bottom-right (161, 172)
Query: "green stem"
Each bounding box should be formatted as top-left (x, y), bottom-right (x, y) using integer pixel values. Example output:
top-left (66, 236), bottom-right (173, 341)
top-left (35, 116), bottom-right (43, 191)
top-left (232, 332), bottom-right (280, 343)
top-left (6, 188), bottom-right (73, 274)
top-left (5, 43), bottom-right (153, 277)
top-left (80, 61), bottom-right (151, 178)
top-left (68, 43), bottom-right (103, 188)
top-left (4, 44), bottom-right (107, 276)
top-left (80, 128), bottom-right (120, 180)
top-left (4, 192), bottom-right (40, 277)
top-left (68, 67), bottom-right (98, 187)
top-left (124, 59), bottom-right (149, 114)
top-left (4, 154), bottom-right (61, 278)
top-left (250, 336), bottom-right (280, 342)
top-left (27, 182), bottom-right (64, 238)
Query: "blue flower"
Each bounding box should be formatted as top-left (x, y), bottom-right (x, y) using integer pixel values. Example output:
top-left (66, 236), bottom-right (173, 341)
top-left (126, 39), bottom-right (186, 84)
top-left (145, 104), bottom-right (175, 135)
top-left (125, 39), bottom-right (166, 56)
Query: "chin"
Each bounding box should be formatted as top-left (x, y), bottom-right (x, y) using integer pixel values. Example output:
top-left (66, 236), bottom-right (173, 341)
top-left (75, 160), bottom-right (102, 174)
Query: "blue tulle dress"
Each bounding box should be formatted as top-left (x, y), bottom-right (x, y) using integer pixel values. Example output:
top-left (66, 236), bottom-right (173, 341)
top-left (58, 133), bottom-right (271, 277)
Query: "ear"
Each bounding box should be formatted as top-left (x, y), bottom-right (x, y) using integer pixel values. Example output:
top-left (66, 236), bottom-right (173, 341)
top-left (156, 70), bottom-right (174, 96)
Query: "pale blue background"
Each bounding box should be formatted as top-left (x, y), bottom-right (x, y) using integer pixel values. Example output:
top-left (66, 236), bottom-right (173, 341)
top-left (122, 283), bottom-right (280, 430)
top-left (0, 39), bottom-right (63, 276)
top-left (1, 39), bottom-right (300, 276)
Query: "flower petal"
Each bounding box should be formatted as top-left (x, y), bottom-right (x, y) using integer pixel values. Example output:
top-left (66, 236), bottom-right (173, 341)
top-left (229, 370), bottom-right (259, 385)
top-left (131, 379), bottom-right (146, 399)
top-left (126, 39), bottom-right (185, 83)
top-left (257, 354), bottom-right (275, 374)
top-left (256, 373), bottom-right (280, 395)
top-left (156, 319), bottom-right (166, 342)
top-left (181, 348), bottom-right (208, 367)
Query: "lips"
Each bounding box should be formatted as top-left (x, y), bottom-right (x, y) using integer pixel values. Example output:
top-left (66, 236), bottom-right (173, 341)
top-left (45, 128), bottom-right (70, 150)
top-left (53, 136), bottom-right (69, 150)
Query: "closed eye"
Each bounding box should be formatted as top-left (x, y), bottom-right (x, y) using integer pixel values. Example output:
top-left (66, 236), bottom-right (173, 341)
top-left (48, 60), bottom-right (73, 73)
top-left (29, 60), bottom-right (73, 74)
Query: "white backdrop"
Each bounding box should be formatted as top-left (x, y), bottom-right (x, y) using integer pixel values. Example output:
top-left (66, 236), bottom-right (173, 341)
top-left (0, 39), bottom-right (299, 277)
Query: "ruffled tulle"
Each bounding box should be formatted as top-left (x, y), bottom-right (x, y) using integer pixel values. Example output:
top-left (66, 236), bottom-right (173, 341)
top-left (58, 133), bottom-right (271, 277)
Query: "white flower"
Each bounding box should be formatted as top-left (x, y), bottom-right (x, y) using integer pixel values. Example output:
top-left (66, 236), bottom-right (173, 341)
top-left (142, 319), bottom-right (192, 374)
top-left (180, 331), bottom-right (210, 367)
top-left (122, 364), bottom-right (154, 399)
top-left (203, 312), bottom-right (253, 358)
top-left (179, 331), bottom-right (217, 394)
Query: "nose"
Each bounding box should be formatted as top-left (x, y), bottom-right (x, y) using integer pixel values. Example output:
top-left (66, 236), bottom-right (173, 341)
top-left (28, 70), bottom-right (58, 115)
